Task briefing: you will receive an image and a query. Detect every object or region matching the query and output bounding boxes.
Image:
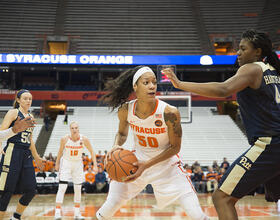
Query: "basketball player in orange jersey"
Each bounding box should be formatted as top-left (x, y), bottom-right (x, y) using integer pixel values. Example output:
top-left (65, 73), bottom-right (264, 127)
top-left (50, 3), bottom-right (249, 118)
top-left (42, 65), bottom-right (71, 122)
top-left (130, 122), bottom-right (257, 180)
top-left (96, 66), bottom-right (209, 220)
top-left (54, 121), bottom-right (98, 220)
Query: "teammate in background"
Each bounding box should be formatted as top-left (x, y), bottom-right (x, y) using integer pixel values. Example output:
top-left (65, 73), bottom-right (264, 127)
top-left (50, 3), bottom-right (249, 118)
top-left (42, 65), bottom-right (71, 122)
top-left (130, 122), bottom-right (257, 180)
top-left (54, 122), bottom-right (97, 220)
top-left (96, 66), bottom-right (209, 220)
top-left (0, 89), bottom-right (44, 220)
top-left (163, 29), bottom-right (280, 219)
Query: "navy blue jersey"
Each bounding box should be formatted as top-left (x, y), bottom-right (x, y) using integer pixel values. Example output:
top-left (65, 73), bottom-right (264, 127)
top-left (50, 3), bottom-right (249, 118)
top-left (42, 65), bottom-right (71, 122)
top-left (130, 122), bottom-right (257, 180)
top-left (7, 110), bottom-right (33, 148)
top-left (237, 62), bottom-right (280, 145)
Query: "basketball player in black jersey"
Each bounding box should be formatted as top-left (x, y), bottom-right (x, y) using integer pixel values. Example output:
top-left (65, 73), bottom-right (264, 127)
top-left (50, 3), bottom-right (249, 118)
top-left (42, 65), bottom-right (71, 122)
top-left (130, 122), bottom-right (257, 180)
top-left (163, 30), bottom-right (280, 220)
top-left (0, 89), bottom-right (44, 220)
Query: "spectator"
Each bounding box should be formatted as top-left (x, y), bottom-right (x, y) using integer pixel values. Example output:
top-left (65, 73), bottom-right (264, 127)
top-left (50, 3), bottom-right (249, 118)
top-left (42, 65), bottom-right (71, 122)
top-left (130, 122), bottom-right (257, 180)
top-left (48, 167), bottom-right (58, 178)
top-left (212, 160), bottom-right (219, 172)
top-left (84, 167), bottom-right (96, 193)
top-left (95, 165), bottom-right (108, 193)
top-left (36, 170), bottom-right (46, 178)
top-left (183, 164), bottom-right (192, 178)
top-left (191, 166), bottom-right (206, 193)
top-left (44, 159), bottom-right (55, 172)
top-left (191, 161), bottom-right (200, 172)
top-left (33, 160), bottom-right (40, 173)
top-left (217, 168), bottom-right (226, 183)
top-left (206, 166), bottom-right (218, 193)
top-left (220, 157), bottom-right (230, 170)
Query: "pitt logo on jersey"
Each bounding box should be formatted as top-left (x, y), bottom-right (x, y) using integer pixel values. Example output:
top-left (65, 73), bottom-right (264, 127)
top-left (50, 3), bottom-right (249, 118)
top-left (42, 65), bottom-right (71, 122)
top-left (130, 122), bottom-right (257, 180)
top-left (130, 123), bottom-right (166, 134)
top-left (239, 156), bottom-right (252, 170)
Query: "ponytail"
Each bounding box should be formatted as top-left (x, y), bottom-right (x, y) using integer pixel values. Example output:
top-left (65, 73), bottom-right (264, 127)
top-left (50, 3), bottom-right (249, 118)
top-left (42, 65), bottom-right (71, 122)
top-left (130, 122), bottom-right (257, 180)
top-left (265, 51), bottom-right (280, 74)
top-left (13, 99), bottom-right (19, 109)
top-left (100, 65), bottom-right (145, 110)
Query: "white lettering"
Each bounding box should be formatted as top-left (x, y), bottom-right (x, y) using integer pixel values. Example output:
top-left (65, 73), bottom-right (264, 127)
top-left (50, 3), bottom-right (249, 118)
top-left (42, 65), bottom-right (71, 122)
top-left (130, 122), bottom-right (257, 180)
top-left (80, 55), bottom-right (89, 64)
top-left (24, 55), bottom-right (33, 63)
top-left (14, 54), bottom-right (24, 62)
top-left (60, 55), bottom-right (67, 63)
top-left (0, 54), bottom-right (2, 62)
top-left (106, 56), bottom-right (115, 64)
top-left (89, 56), bottom-right (98, 64)
top-left (41, 55), bottom-right (50, 63)
top-left (116, 56), bottom-right (124, 64)
top-left (7, 54), bottom-right (15, 62)
top-left (33, 55), bottom-right (41, 63)
top-left (98, 56), bottom-right (106, 64)
top-left (50, 55), bottom-right (59, 63)
top-left (125, 56), bottom-right (133, 64)
top-left (68, 55), bottom-right (76, 64)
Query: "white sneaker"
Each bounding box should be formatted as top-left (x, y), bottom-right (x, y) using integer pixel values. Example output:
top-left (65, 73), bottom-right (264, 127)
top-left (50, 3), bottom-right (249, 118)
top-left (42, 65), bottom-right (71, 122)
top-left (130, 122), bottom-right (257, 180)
top-left (54, 208), bottom-right (62, 220)
top-left (74, 208), bottom-right (85, 220)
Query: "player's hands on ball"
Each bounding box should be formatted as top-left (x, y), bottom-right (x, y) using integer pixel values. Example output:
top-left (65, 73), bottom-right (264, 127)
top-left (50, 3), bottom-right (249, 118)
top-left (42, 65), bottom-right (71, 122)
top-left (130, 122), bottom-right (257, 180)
top-left (105, 145), bottom-right (123, 166)
top-left (124, 161), bottom-right (146, 182)
top-left (161, 68), bottom-right (181, 89)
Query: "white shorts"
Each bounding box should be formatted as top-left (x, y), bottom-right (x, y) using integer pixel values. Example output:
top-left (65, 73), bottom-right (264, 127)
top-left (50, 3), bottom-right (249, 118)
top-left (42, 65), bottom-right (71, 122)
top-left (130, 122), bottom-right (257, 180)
top-left (108, 159), bottom-right (194, 209)
top-left (59, 158), bottom-right (84, 184)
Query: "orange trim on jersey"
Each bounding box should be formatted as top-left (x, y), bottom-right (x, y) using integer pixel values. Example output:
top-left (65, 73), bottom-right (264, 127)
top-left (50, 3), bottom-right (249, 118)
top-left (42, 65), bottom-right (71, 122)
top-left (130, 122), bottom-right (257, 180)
top-left (150, 99), bottom-right (159, 116)
top-left (133, 100), bottom-right (137, 115)
top-left (69, 135), bottom-right (80, 142)
top-left (133, 99), bottom-right (159, 117)
top-left (178, 164), bottom-right (196, 193)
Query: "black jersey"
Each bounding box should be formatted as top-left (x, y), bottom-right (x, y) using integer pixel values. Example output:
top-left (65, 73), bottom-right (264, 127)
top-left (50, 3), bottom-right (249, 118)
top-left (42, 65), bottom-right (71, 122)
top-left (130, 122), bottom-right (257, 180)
top-left (237, 62), bottom-right (280, 145)
top-left (7, 110), bottom-right (33, 148)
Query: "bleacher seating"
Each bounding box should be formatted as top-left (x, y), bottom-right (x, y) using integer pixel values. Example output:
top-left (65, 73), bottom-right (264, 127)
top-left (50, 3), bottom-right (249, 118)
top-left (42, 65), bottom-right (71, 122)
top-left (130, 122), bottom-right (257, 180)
top-left (45, 106), bottom-right (248, 166)
top-left (198, 0), bottom-right (265, 46)
top-left (64, 0), bottom-right (202, 55)
top-left (0, 0), bottom-right (57, 54)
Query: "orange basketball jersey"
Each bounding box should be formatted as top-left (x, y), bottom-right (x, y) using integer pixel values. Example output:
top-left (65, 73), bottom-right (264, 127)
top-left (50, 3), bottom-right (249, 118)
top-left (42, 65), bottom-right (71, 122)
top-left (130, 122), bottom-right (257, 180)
top-left (63, 135), bottom-right (84, 161)
top-left (127, 99), bottom-right (171, 161)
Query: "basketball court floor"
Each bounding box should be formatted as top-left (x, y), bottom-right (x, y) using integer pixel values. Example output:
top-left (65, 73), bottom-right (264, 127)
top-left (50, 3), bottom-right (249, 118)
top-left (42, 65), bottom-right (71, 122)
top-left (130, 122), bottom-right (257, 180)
top-left (4, 193), bottom-right (280, 219)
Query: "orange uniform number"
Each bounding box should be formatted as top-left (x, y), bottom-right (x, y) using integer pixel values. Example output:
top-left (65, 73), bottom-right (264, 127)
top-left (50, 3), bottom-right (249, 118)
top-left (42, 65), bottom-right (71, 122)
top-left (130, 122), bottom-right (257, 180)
top-left (136, 135), bottom-right (159, 148)
top-left (70, 150), bottom-right (78, 156)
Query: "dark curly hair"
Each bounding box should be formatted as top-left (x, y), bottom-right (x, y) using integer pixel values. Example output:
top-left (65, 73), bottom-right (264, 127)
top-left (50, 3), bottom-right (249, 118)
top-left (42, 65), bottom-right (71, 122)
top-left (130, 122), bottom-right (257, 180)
top-left (241, 29), bottom-right (280, 74)
top-left (100, 65), bottom-right (146, 110)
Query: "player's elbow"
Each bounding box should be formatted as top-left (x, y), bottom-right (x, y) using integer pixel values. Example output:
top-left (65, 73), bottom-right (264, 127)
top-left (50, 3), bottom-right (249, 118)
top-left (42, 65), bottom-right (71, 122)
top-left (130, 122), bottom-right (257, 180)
top-left (216, 84), bottom-right (232, 97)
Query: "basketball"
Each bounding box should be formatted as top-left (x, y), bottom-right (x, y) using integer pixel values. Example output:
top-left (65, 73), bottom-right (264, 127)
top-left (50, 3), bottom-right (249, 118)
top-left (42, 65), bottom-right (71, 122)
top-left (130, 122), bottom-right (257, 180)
top-left (105, 149), bottom-right (138, 182)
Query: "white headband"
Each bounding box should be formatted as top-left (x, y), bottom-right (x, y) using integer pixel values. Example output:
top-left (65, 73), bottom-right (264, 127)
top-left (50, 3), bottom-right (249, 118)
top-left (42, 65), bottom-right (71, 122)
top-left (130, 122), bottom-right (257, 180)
top-left (132, 67), bottom-right (154, 86)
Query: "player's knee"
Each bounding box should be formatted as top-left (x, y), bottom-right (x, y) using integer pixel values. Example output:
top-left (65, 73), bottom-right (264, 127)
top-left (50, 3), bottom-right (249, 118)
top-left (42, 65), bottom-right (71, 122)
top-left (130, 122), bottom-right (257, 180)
top-left (0, 191), bottom-right (13, 211)
top-left (56, 184), bottom-right (68, 204)
top-left (74, 184), bottom-right (82, 203)
top-left (19, 189), bottom-right (36, 206)
top-left (212, 189), bottom-right (237, 207)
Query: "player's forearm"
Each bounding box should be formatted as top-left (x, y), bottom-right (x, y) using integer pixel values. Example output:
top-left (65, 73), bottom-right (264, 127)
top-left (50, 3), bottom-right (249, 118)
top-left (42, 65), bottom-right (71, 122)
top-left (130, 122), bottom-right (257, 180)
top-left (177, 81), bottom-right (229, 98)
top-left (114, 132), bottom-right (127, 146)
top-left (144, 145), bottom-right (180, 169)
top-left (29, 141), bottom-right (40, 159)
top-left (90, 150), bottom-right (97, 165)
top-left (0, 128), bottom-right (16, 142)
